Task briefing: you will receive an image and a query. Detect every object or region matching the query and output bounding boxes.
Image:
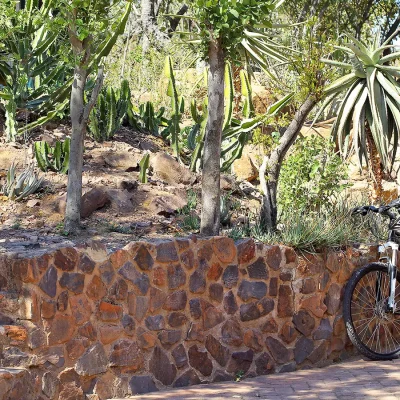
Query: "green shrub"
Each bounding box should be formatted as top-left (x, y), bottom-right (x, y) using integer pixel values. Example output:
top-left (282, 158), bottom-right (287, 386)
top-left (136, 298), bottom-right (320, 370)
top-left (227, 202), bottom-right (377, 252)
top-left (278, 135), bottom-right (349, 213)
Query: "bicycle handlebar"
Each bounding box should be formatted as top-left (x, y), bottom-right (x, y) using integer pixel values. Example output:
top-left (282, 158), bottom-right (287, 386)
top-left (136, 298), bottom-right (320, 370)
top-left (352, 198), bottom-right (400, 221)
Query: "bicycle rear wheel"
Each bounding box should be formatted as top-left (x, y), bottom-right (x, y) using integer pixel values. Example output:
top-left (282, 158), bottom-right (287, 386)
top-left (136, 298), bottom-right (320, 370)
top-left (343, 263), bottom-right (400, 360)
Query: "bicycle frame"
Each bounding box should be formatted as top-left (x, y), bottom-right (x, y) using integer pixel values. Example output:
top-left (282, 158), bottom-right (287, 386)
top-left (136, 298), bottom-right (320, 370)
top-left (379, 240), bottom-right (399, 312)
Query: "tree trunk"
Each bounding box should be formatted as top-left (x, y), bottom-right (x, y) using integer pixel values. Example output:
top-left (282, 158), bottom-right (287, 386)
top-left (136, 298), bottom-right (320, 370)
top-left (366, 122), bottom-right (384, 201)
top-left (200, 39), bottom-right (225, 236)
top-left (355, 0), bottom-right (374, 39)
top-left (65, 66), bottom-right (104, 234)
top-left (259, 96), bottom-right (317, 232)
top-left (65, 66), bottom-right (87, 234)
top-left (141, 0), bottom-right (156, 53)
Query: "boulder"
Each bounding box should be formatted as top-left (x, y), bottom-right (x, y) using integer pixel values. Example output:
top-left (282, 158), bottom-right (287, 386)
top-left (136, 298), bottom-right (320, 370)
top-left (103, 151), bottom-right (142, 171)
top-left (149, 193), bottom-right (187, 216)
top-left (151, 152), bottom-right (194, 185)
top-left (231, 144), bottom-right (264, 182)
top-left (105, 189), bottom-right (135, 214)
top-left (81, 187), bottom-right (110, 218)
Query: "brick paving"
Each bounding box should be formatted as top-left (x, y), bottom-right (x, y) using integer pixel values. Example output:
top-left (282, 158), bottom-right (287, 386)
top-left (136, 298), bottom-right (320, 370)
top-left (115, 357), bottom-right (400, 400)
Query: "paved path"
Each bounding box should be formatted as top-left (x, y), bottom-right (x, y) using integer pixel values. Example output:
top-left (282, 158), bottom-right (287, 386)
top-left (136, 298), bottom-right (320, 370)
top-left (116, 357), bottom-right (400, 400)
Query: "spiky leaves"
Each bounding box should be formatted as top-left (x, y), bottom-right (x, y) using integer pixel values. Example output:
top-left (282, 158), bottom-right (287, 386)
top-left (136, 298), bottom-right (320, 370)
top-left (164, 56), bottom-right (183, 158)
top-left (2, 163), bottom-right (43, 201)
top-left (323, 31), bottom-right (400, 173)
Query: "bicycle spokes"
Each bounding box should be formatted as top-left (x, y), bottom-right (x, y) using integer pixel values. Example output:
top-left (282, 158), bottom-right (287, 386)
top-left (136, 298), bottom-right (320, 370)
top-left (351, 270), bottom-right (400, 355)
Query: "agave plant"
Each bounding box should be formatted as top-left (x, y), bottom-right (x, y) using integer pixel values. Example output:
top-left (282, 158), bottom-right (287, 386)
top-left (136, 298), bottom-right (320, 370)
top-left (320, 30), bottom-right (400, 198)
top-left (2, 163), bottom-right (43, 201)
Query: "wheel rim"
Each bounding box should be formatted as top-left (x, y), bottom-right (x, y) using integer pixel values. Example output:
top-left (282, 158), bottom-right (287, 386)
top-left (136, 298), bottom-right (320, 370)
top-left (351, 269), bottom-right (400, 356)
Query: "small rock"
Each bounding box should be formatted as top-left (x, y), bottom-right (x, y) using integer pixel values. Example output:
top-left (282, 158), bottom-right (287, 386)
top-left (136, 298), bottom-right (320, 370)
top-left (27, 199), bottom-right (40, 208)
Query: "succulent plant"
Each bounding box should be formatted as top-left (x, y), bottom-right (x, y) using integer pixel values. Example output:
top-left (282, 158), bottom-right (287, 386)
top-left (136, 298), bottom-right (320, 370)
top-left (2, 163), bottom-right (43, 201)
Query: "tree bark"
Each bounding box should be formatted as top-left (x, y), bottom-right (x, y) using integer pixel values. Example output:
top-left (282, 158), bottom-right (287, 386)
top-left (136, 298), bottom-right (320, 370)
top-left (168, 4), bottom-right (188, 36)
top-left (259, 96), bottom-right (317, 232)
top-left (355, 0), bottom-right (374, 39)
top-left (141, 0), bottom-right (156, 53)
top-left (64, 66), bottom-right (104, 234)
top-left (366, 122), bottom-right (383, 201)
top-left (65, 66), bottom-right (87, 234)
top-left (200, 39), bottom-right (225, 236)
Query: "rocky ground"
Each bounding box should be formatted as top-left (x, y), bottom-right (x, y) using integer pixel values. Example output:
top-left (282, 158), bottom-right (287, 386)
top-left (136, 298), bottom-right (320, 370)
top-left (0, 124), bottom-right (261, 255)
top-left (0, 120), bottom-right (399, 256)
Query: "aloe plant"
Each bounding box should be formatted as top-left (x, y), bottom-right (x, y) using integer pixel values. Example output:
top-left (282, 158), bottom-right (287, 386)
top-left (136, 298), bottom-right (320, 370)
top-left (2, 163), bottom-right (43, 201)
top-left (89, 80), bottom-right (131, 142)
top-left (34, 139), bottom-right (70, 174)
top-left (320, 30), bottom-right (400, 198)
top-left (189, 99), bottom-right (208, 172)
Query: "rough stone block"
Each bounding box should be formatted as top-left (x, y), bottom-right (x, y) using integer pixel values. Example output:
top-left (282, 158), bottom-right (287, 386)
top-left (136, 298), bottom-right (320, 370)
top-left (75, 342), bottom-right (108, 376)
top-left (212, 237), bottom-right (237, 263)
top-left (237, 238), bottom-right (256, 265)
top-left (129, 375), bottom-right (158, 395)
top-left (188, 345), bottom-right (213, 377)
top-left (156, 241), bottom-right (179, 263)
top-left (149, 346), bottom-right (177, 385)
top-left (222, 265), bottom-right (239, 288)
top-left (247, 257), bottom-right (268, 279)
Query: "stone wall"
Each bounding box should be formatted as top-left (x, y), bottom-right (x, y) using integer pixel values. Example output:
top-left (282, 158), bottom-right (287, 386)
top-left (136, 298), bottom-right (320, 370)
top-left (0, 237), bottom-right (376, 400)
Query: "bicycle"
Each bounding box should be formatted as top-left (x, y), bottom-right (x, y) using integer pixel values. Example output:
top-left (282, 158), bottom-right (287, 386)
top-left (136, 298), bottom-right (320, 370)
top-left (344, 198), bottom-right (400, 360)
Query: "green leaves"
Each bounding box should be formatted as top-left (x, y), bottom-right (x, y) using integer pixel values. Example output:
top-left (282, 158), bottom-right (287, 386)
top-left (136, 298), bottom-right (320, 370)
top-left (192, 0), bottom-right (277, 63)
top-left (322, 30), bottom-right (400, 173)
top-left (279, 136), bottom-right (349, 213)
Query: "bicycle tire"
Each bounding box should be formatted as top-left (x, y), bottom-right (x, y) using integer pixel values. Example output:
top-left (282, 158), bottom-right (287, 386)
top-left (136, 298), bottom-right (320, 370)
top-left (343, 262), bottom-right (400, 360)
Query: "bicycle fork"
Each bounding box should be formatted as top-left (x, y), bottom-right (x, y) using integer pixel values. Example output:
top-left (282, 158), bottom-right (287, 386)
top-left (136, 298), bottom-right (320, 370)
top-left (380, 242), bottom-right (399, 312)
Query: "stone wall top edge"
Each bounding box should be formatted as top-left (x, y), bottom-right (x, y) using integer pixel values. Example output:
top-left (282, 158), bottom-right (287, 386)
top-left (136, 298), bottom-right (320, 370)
top-left (0, 234), bottom-right (379, 263)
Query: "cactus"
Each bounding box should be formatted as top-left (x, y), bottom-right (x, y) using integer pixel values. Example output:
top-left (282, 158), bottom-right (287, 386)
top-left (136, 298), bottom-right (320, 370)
top-left (164, 56), bottom-right (183, 157)
top-left (88, 80), bottom-right (131, 142)
top-left (240, 69), bottom-right (254, 118)
top-left (34, 138), bottom-right (70, 174)
top-left (223, 62), bottom-right (234, 130)
top-left (220, 194), bottom-right (231, 226)
top-left (0, 0), bottom-right (71, 142)
top-left (127, 101), bottom-right (168, 136)
top-left (2, 163), bottom-right (43, 201)
top-left (139, 153), bottom-right (150, 183)
top-left (189, 99), bottom-right (208, 172)
top-left (4, 97), bottom-right (17, 142)
top-left (189, 64), bottom-right (292, 173)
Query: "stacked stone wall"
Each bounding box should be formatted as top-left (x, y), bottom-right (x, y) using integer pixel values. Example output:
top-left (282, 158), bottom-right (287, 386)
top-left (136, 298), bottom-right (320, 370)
top-left (0, 237), bottom-right (376, 400)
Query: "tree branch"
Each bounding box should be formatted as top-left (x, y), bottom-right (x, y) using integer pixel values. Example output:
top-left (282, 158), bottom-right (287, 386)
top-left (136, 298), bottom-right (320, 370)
top-left (168, 4), bottom-right (188, 35)
top-left (384, 14), bottom-right (400, 43)
top-left (82, 66), bottom-right (104, 129)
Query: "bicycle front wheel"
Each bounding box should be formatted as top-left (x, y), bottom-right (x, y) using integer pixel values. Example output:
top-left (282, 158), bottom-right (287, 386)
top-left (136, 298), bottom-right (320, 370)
top-left (343, 263), bottom-right (400, 360)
